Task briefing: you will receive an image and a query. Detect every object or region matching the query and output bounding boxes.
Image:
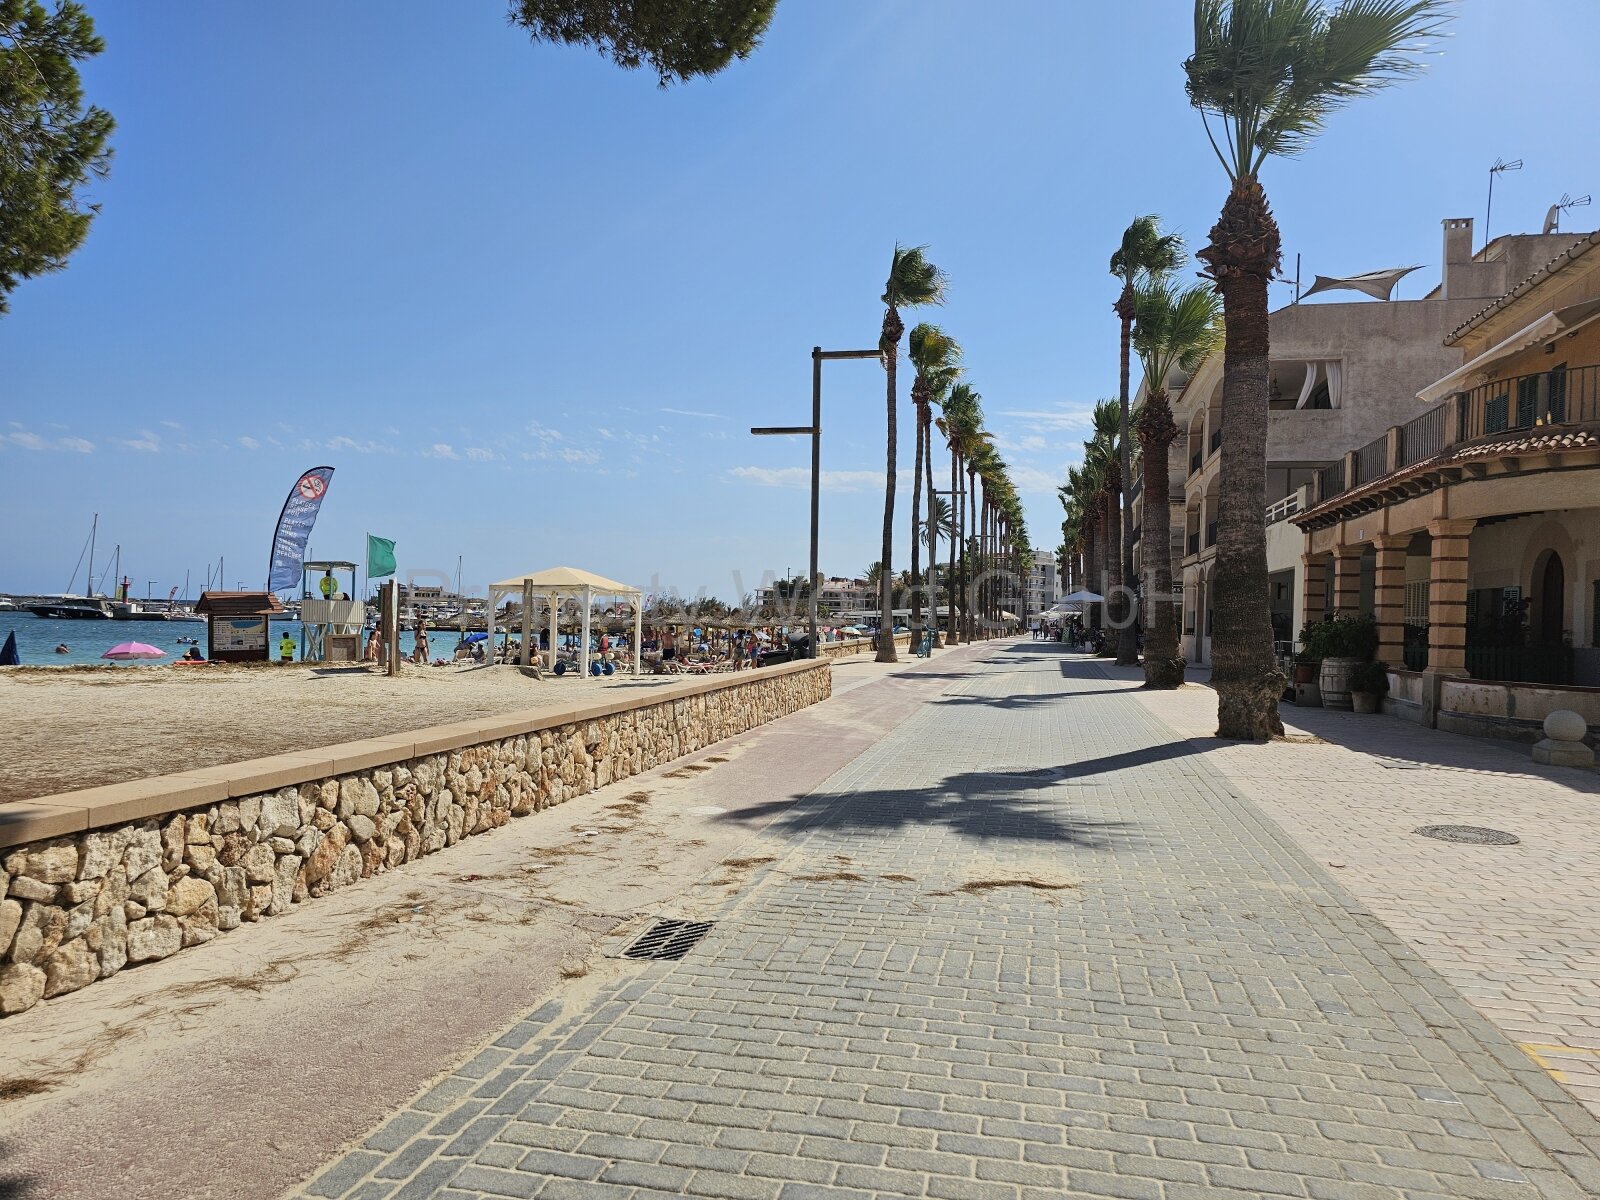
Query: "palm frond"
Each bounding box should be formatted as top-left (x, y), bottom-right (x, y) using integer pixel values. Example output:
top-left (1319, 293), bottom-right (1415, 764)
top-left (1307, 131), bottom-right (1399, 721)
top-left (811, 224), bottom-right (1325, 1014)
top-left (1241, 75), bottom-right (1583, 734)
top-left (883, 244), bottom-right (949, 310)
top-left (1110, 215), bottom-right (1185, 284)
top-left (1184, 0), bottom-right (1451, 179)
top-left (1133, 279), bottom-right (1224, 389)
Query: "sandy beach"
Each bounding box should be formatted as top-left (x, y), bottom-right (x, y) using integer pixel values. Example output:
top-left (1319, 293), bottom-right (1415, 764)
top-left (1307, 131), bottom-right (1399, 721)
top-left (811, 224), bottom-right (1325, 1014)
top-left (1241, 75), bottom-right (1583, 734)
top-left (0, 661), bottom-right (697, 804)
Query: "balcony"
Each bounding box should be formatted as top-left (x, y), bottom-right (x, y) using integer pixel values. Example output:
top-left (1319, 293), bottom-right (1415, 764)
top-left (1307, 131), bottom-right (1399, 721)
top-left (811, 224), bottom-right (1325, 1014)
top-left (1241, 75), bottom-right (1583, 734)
top-left (1209, 427), bottom-right (1222, 454)
top-left (1186, 532), bottom-right (1200, 556)
top-left (1321, 364), bottom-right (1598, 501)
top-left (1189, 449), bottom-right (1202, 475)
top-left (1205, 521), bottom-right (1217, 548)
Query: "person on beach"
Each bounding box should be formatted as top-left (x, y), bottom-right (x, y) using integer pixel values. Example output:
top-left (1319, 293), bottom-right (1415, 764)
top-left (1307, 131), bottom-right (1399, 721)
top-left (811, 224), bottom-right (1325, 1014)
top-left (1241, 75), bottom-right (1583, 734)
top-left (411, 623), bottom-right (429, 664)
top-left (319, 569), bottom-right (336, 600)
top-left (55, 643), bottom-right (69, 654)
top-left (279, 633), bottom-right (295, 663)
top-left (182, 646), bottom-right (205, 662)
top-left (364, 629), bottom-right (381, 662)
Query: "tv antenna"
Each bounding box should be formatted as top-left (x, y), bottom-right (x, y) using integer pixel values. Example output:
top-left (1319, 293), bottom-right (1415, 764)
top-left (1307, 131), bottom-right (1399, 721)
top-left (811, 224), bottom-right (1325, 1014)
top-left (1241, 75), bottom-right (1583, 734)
top-left (1543, 192), bottom-right (1591, 235)
top-left (1484, 157), bottom-right (1522, 248)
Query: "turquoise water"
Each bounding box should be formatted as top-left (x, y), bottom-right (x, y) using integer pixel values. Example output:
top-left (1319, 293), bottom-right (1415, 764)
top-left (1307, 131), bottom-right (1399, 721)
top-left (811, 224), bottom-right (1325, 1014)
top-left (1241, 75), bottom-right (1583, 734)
top-left (0, 614), bottom-right (446, 668)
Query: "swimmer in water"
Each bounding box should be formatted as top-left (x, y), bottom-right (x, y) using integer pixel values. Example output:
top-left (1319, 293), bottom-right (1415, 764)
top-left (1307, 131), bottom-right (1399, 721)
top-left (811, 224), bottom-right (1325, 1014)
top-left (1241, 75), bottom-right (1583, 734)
top-left (55, 644), bottom-right (69, 654)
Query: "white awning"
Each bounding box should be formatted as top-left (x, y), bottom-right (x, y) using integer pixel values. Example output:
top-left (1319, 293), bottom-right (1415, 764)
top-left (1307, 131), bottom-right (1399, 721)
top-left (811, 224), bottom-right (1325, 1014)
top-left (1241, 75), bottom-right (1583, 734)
top-left (1418, 298), bottom-right (1600, 404)
top-left (490, 566), bottom-right (639, 596)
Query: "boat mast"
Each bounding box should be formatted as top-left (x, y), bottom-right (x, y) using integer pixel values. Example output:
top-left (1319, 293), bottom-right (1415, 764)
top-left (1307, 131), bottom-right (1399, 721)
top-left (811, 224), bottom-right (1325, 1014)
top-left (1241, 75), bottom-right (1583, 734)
top-left (87, 513), bottom-right (97, 597)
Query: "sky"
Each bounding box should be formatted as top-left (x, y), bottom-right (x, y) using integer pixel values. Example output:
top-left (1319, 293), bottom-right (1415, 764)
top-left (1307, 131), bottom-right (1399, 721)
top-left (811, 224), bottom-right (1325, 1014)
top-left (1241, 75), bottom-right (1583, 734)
top-left (3, 0), bottom-right (1597, 603)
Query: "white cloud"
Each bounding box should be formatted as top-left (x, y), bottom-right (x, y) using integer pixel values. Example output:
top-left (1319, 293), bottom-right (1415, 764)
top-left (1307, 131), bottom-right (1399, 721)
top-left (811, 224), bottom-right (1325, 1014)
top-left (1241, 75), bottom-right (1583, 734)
top-left (159, 419), bottom-right (184, 431)
top-left (426, 443), bottom-right (459, 460)
top-left (1008, 463), bottom-right (1069, 493)
top-left (327, 435), bottom-right (388, 454)
top-left (558, 447), bottom-right (601, 465)
top-left (995, 433), bottom-right (1047, 453)
top-left (660, 407), bottom-right (721, 419)
top-left (526, 421), bottom-right (564, 442)
top-left (730, 466), bottom-right (884, 493)
top-left (464, 447), bottom-right (496, 462)
top-left (9, 431), bottom-right (48, 450)
top-left (1000, 406), bottom-right (1098, 432)
top-left (59, 436), bottom-right (94, 453)
top-left (238, 436), bottom-right (260, 450)
top-left (122, 430), bottom-right (161, 453)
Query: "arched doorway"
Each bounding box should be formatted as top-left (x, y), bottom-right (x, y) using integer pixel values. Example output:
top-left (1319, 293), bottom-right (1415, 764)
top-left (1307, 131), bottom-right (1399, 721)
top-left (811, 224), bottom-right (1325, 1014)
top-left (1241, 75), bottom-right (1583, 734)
top-left (1537, 550), bottom-right (1565, 643)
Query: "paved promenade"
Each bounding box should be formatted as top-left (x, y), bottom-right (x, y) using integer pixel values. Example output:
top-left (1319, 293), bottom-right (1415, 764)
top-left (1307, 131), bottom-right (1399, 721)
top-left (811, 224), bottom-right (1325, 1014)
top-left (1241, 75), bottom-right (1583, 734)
top-left (293, 642), bottom-right (1600, 1200)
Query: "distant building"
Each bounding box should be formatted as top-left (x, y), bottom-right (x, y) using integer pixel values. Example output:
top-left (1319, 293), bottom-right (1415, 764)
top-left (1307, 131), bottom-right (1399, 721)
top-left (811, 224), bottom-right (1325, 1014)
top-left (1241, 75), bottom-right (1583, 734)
top-left (1025, 551), bottom-right (1060, 619)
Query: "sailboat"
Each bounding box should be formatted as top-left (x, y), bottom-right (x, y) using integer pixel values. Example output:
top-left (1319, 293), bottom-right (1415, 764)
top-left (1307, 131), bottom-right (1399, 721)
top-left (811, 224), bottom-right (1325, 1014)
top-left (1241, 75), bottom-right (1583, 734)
top-left (26, 514), bottom-right (113, 619)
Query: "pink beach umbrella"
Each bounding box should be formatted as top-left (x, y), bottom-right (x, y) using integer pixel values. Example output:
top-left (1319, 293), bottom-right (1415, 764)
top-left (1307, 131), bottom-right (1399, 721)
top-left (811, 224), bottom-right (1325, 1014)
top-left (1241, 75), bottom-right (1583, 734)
top-left (102, 641), bottom-right (167, 661)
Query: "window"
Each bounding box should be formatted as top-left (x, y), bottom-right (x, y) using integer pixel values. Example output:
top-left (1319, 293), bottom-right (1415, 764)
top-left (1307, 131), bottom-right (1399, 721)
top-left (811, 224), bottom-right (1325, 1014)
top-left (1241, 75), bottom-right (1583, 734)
top-left (1304, 381), bottom-right (1332, 410)
top-left (1549, 363), bottom-right (1568, 423)
top-left (1515, 375), bottom-right (1538, 429)
top-left (1486, 392), bottom-right (1509, 433)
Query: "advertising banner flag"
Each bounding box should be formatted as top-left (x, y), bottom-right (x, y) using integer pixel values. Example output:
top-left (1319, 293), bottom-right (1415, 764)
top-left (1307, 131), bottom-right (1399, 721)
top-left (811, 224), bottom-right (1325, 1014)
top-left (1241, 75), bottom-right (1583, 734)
top-left (366, 534), bottom-right (396, 579)
top-left (268, 466), bottom-right (335, 592)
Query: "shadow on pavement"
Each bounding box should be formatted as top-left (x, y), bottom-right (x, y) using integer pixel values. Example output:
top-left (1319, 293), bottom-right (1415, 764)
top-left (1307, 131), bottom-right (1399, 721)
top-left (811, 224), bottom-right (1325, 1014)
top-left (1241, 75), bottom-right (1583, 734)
top-left (714, 765), bottom-right (1142, 850)
top-left (0, 1141), bottom-right (38, 1200)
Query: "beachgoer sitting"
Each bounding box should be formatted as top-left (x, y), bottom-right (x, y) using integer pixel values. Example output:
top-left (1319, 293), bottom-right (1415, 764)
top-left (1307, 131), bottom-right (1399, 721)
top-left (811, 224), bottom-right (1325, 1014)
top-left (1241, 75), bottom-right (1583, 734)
top-left (182, 646), bottom-right (205, 662)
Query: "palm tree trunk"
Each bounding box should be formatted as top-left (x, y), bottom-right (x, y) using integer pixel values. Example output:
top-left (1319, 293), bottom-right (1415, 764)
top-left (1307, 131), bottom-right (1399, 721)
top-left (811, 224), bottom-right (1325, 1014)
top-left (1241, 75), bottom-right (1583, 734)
top-left (1137, 389), bottom-right (1184, 688)
top-left (1116, 288), bottom-right (1139, 665)
top-left (1199, 177), bottom-right (1285, 737)
top-left (909, 396), bottom-right (925, 645)
top-left (924, 414), bottom-right (938, 646)
top-left (947, 448), bottom-right (960, 644)
top-left (965, 465), bottom-right (977, 641)
top-left (878, 310), bottom-right (902, 663)
top-left (1101, 488), bottom-right (1120, 654)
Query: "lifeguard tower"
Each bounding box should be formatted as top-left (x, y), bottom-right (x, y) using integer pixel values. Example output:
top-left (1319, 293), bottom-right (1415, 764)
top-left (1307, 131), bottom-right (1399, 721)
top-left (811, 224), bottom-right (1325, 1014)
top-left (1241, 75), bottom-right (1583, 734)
top-left (300, 560), bottom-right (365, 662)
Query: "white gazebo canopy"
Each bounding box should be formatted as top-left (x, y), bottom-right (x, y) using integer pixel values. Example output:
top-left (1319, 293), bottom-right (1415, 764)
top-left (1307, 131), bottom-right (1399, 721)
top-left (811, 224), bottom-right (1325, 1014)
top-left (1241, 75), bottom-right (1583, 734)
top-left (487, 566), bottom-right (643, 678)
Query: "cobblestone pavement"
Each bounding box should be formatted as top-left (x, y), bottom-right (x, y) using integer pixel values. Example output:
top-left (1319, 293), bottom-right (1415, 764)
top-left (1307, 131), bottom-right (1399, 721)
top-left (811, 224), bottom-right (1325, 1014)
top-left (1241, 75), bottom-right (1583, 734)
top-left (1102, 657), bottom-right (1600, 1122)
top-left (291, 641), bottom-right (1600, 1200)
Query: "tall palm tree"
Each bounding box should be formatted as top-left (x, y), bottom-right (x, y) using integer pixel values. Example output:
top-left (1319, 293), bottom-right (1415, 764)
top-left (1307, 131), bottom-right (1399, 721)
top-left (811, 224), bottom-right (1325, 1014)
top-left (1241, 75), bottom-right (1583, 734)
top-left (938, 383), bottom-right (984, 645)
top-left (1185, 0), bottom-right (1449, 737)
top-left (908, 324), bottom-right (961, 649)
top-left (877, 246), bottom-right (947, 662)
top-left (1133, 276), bottom-right (1222, 688)
top-left (1110, 216), bottom-right (1184, 665)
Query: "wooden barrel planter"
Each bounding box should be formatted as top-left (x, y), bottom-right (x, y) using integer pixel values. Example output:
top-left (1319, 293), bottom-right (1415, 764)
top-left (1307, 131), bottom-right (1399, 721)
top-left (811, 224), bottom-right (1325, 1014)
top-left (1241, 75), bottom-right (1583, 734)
top-left (1319, 656), bottom-right (1359, 711)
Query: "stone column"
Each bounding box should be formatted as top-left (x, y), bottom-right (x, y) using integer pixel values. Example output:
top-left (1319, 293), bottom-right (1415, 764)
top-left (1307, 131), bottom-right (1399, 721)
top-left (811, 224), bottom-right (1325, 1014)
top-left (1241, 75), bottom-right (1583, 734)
top-left (1426, 519), bottom-right (1475, 678)
top-left (1372, 535), bottom-right (1409, 667)
top-left (1332, 545), bottom-right (1364, 617)
top-left (1300, 553), bottom-right (1328, 634)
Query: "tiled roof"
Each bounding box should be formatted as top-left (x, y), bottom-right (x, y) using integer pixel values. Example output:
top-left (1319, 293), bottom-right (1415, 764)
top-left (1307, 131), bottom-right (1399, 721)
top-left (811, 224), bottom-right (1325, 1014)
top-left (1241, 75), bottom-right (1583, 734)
top-left (1445, 231), bottom-right (1600, 346)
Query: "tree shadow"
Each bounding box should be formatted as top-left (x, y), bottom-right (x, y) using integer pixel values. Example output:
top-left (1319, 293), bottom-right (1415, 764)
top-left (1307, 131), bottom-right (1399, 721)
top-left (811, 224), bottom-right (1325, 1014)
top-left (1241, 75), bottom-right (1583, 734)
top-left (713, 762), bottom-right (1157, 851)
top-left (0, 1140), bottom-right (40, 1200)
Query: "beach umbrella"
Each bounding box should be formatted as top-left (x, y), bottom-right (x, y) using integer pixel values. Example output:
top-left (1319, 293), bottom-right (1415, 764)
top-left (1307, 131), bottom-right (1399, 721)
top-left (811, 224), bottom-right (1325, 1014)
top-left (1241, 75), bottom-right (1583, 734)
top-left (463, 632), bottom-right (488, 642)
top-left (102, 641), bottom-right (166, 661)
top-left (0, 631), bottom-right (17, 666)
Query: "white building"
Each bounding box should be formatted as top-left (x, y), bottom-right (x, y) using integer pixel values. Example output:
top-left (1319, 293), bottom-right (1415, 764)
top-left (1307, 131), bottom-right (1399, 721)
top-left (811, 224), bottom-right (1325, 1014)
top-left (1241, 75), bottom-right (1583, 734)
top-left (1025, 551), bottom-right (1060, 620)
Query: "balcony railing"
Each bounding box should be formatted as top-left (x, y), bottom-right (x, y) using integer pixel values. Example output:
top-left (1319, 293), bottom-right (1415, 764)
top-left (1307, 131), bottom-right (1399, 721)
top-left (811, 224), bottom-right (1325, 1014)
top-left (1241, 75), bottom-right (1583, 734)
top-left (1317, 459), bottom-right (1346, 501)
top-left (1397, 404), bottom-right (1445, 467)
top-left (1466, 643), bottom-right (1575, 686)
top-left (1264, 490), bottom-right (1303, 525)
top-left (1189, 449), bottom-right (1202, 475)
top-left (1205, 521), bottom-right (1218, 548)
top-left (1209, 427), bottom-right (1222, 454)
top-left (1457, 363), bottom-right (1598, 442)
top-left (1353, 433), bottom-right (1388, 485)
top-left (1316, 364), bottom-right (1599, 504)
top-left (1187, 532), bottom-right (1199, 556)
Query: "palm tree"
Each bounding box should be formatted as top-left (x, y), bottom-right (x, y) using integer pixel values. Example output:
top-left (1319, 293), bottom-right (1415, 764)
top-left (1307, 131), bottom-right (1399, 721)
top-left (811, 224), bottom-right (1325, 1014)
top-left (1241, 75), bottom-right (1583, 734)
top-left (908, 324), bottom-right (961, 650)
top-left (1185, 0), bottom-right (1449, 737)
top-left (1133, 276), bottom-right (1222, 688)
top-left (1110, 216), bottom-right (1184, 666)
top-left (877, 246), bottom-right (947, 662)
top-left (938, 383), bottom-right (984, 645)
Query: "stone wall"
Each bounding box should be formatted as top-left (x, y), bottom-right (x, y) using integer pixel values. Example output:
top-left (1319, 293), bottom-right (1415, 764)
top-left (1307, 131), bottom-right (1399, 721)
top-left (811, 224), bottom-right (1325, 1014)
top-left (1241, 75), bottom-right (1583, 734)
top-left (0, 661), bottom-right (830, 1018)
top-left (815, 632), bottom-right (913, 661)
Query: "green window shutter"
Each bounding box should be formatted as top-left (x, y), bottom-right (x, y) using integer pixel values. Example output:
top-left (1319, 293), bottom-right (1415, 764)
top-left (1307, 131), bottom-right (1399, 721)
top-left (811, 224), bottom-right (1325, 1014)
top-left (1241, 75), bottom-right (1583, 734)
top-left (1486, 393), bottom-right (1509, 433)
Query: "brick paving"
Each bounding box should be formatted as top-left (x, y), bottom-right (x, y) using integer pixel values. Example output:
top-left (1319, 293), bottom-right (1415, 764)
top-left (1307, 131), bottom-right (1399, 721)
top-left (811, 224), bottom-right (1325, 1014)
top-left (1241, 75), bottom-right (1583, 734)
top-left (289, 641), bottom-right (1600, 1200)
top-left (1116, 661), bottom-right (1600, 1124)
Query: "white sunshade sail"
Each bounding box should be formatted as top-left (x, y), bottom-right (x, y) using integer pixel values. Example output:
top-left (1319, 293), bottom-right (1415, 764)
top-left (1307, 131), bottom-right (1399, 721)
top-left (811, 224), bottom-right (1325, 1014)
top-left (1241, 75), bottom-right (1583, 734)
top-left (1058, 589), bottom-right (1103, 604)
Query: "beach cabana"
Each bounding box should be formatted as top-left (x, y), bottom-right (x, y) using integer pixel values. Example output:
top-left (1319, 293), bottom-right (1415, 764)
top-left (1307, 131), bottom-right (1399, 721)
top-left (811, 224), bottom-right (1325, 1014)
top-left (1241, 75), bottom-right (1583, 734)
top-left (487, 567), bottom-right (642, 678)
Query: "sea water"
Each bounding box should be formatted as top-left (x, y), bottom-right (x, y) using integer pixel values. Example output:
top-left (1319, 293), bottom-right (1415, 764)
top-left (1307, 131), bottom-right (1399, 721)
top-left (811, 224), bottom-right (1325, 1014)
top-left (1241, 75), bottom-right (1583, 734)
top-left (0, 614), bottom-right (436, 668)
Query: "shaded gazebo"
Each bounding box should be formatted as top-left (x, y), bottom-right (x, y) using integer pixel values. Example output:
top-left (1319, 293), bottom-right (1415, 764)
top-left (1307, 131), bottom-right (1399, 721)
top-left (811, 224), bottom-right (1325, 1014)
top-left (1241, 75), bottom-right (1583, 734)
top-left (487, 567), bottom-right (642, 678)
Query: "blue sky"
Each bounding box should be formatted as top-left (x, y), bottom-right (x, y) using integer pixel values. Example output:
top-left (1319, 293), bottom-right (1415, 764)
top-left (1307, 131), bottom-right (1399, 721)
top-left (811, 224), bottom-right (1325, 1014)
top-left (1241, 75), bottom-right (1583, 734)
top-left (3, 0), bottom-right (1596, 602)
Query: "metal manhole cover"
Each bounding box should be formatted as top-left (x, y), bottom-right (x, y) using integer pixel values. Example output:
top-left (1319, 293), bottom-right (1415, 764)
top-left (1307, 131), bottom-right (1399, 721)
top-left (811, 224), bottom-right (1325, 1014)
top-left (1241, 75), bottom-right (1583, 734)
top-left (623, 919), bottom-right (715, 961)
top-left (1414, 825), bottom-right (1520, 846)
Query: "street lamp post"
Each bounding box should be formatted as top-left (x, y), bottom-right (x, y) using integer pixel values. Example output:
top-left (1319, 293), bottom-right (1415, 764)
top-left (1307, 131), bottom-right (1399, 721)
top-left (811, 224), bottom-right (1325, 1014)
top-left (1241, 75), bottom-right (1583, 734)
top-left (752, 345), bottom-right (882, 658)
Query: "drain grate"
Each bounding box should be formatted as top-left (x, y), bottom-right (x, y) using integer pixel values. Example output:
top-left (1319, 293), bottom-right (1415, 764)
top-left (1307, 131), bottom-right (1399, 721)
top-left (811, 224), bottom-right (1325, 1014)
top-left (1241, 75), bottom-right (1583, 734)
top-left (623, 919), bottom-right (715, 961)
top-left (1415, 825), bottom-right (1521, 846)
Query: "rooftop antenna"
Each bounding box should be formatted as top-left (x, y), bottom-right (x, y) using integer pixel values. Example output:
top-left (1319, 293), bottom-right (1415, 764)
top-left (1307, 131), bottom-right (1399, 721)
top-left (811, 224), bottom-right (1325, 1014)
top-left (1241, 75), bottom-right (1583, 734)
top-left (1485, 156), bottom-right (1522, 249)
top-left (1543, 192), bottom-right (1591, 235)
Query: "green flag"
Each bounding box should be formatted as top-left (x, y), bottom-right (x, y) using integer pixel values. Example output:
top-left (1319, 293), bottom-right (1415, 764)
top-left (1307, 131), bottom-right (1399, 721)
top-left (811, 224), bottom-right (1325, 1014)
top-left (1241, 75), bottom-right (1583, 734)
top-left (366, 534), bottom-right (396, 579)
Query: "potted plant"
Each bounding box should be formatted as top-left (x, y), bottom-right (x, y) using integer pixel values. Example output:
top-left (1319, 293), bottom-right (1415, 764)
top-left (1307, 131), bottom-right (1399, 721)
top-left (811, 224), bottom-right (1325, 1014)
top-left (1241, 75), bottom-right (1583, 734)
top-left (1299, 614), bottom-right (1378, 711)
top-left (1349, 660), bottom-right (1390, 714)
